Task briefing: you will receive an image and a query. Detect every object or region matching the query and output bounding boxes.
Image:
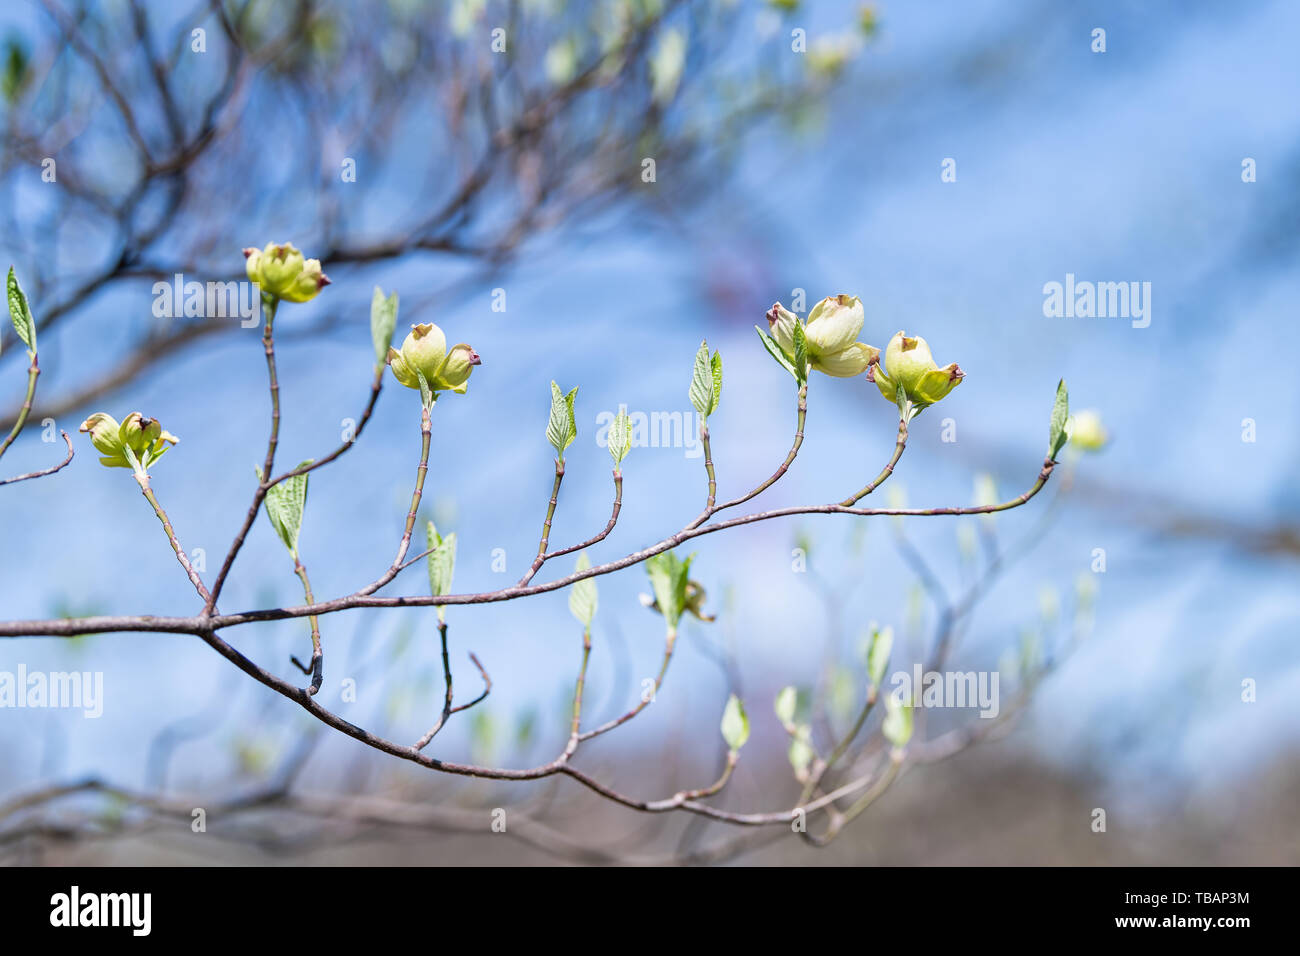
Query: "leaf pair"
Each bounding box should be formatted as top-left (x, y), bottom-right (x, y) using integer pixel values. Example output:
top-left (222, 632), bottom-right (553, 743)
top-left (6, 267), bottom-right (36, 358)
top-left (426, 520), bottom-right (457, 600)
top-left (644, 550), bottom-right (693, 630)
top-left (720, 694), bottom-right (749, 752)
top-left (369, 286), bottom-right (399, 368)
top-left (262, 461), bottom-right (313, 559)
top-left (688, 340), bottom-right (722, 419)
top-left (547, 381), bottom-right (579, 460)
top-left (1047, 379), bottom-right (1070, 460)
top-left (606, 408), bottom-right (632, 467)
top-left (568, 552), bottom-right (598, 627)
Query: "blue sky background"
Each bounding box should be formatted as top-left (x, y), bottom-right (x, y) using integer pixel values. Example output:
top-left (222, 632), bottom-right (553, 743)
top-left (2, 1), bottom-right (1298, 825)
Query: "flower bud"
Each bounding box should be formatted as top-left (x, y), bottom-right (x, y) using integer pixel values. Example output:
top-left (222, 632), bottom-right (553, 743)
top-left (244, 242), bottom-right (329, 303)
top-left (765, 295), bottom-right (880, 379)
top-left (870, 330), bottom-right (964, 411)
top-left (766, 302), bottom-right (799, 357)
top-left (386, 323), bottom-right (481, 397)
top-left (1065, 409), bottom-right (1108, 451)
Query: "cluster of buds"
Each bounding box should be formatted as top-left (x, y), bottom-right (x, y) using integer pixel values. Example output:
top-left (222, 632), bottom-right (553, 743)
top-left (80, 412), bottom-right (178, 473)
top-left (387, 323), bottom-right (481, 398)
top-left (763, 294), bottom-right (965, 416)
top-left (868, 331), bottom-right (964, 413)
top-left (243, 242), bottom-right (330, 303)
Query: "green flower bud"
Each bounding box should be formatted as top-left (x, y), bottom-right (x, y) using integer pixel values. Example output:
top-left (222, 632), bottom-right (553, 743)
top-left (243, 242), bottom-right (330, 302)
top-left (1065, 409), bottom-right (1108, 451)
top-left (765, 295), bottom-right (881, 379)
top-left (870, 330), bottom-right (964, 411)
top-left (387, 323), bottom-right (481, 396)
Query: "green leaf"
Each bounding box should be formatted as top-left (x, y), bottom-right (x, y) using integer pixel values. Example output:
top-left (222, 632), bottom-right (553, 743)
top-left (755, 326), bottom-right (798, 380)
top-left (720, 694), bottom-right (750, 751)
top-left (709, 349), bottom-right (723, 415)
top-left (689, 340), bottom-right (712, 418)
top-left (7, 266), bottom-right (36, 355)
top-left (568, 552), bottom-right (598, 626)
top-left (881, 693), bottom-right (913, 748)
top-left (774, 685), bottom-right (797, 726)
top-left (264, 460), bottom-right (312, 557)
top-left (370, 286), bottom-right (399, 367)
top-left (645, 550), bottom-right (692, 629)
top-left (867, 624), bottom-right (893, 689)
top-left (1047, 378), bottom-right (1069, 460)
top-left (607, 408), bottom-right (632, 466)
top-left (546, 381), bottom-right (579, 459)
top-left (788, 726), bottom-right (814, 774)
top-left (416, 367), bottom-right (434, 409)
top-left (792, 321), bottom-right (809, 384)
top-left (426, 520), bottom-right (457, 599)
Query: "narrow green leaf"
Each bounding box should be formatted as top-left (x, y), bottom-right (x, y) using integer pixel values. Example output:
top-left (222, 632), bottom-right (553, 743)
top-left (774, 685), bottom-right (797, 726)
top-left (7, 266), bottom-right (36, 355)
top-left (608, 408), bottom-right (632, 466)
top-left (264, 460), bottom-right (312, 557)
top-left (867, 624), bottom-right (893, 689)
top-left (689, 340), bottom-right (712, 418)
top-left (568, 552), bottom-right (598, 626)
top-left (1047, 378), bottom-right (1069, 460)
top-left (370, 286), bottom-right (399, 367)
top-left (720, 694), bottom-right (750, 751)
top-left (546, 381), bottom-right (579, 458)
top-left (709, 350), bottom-right (723, 415)
top-left (755, 326), bottom-right (797, 380)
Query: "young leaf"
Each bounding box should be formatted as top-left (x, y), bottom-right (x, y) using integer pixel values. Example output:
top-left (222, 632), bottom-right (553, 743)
top-left (867, 624), bottom-right (893, 689)
top-left (568, 552), bottom-right (598, 627)
top-left (370, 286), bottom-right (399, 367)
top-left (645, 550), bottom-right (692, 628)
top-left (426, 520), bottom-right (457, 598)
top-left (720, 694), bottom-right (750, 751)
top-left (881, 693), bottom-right (913, 748)
top-left (755, 326), bottom-right (797, 380)
top-left (1047, 378), bottom-right (1069, 460)
top-left (788, 726), bottom-right (814, 774)
top-left (774, 685), bottom-right (798, 726)
top-left (7, 266), bottom-right (36, 355)
top-left (709, 349), bottom-right (722, 415)
top-left (546, 381), bottom-right (579, 459)
top-left (792, 321), bottom-right (809, 384)
top-left (264, 460), bottom-right (312, 557)
top-left (607, 408), bottom-right (632, 466)
top-left (416, 367), bottom-right (434, 409)
top-left (689, 340), bottom-right (713, 419)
